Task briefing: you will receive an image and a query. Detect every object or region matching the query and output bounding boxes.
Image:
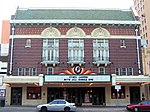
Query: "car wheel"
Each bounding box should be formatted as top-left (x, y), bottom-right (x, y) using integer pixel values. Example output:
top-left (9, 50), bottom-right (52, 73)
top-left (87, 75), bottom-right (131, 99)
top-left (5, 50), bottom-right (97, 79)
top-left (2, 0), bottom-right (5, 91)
top-left (134, 107), bottom-right (139, 112)
top-left (41, 106), bottom-right (47, 112)
top-left (64, 107), bottom-right (70, 112)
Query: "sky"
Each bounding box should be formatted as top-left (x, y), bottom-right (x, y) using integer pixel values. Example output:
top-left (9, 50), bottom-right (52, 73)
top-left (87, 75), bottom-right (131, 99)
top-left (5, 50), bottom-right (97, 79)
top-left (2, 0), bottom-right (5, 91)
top-left (0, 0), bottom-right (134, 40)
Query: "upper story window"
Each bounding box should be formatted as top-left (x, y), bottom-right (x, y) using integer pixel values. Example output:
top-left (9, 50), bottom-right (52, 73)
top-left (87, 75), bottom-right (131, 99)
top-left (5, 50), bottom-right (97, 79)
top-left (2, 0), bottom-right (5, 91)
top-left (93, 39), bottom-right (109, 62)
top-left (32, 68), bottom-right (37, 76)
top-left (115, 68), bottom-right (121, 76)
top-left (128, 68), bottom-right (133, 75)
top-left (68, 39), bottom-right (84, 62)
top-left (41, 27), bottom-right (60, 66)
top-left (47, 67), bottom-right (54, 75)
top-left (120, 40), bottom-right (126, 48)
top-left (42, 39), bottom-right (59, 62)
top-left (25, 39), bottom-right (31, 48)
top-left (24, 68), bottom-right (30, 76)
top-left (116, 67), bottom-right (133, 76)
top-left (91, 27), bottom-right (110, 66)
top-left (99, 67), bottom-right (105, 74)
top-left (18, 68), bottom-right (23, 76)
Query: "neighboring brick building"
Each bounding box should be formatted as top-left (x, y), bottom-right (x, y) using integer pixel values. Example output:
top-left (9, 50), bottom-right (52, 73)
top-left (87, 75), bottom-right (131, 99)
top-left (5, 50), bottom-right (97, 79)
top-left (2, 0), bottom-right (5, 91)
top-left (0, 7), bottom-right (150, 106)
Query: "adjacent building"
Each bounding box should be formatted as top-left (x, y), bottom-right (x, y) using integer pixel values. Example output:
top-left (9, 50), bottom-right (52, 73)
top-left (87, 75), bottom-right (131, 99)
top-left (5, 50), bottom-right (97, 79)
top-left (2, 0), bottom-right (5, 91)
top-left (133, 0), bottom-right (150, 100)
top-left (0, 20), bottom-right (10, 101)
top-left (0, 7), bottom-right (150, 106)
top-left (133, 0), bottom-right (150, 75)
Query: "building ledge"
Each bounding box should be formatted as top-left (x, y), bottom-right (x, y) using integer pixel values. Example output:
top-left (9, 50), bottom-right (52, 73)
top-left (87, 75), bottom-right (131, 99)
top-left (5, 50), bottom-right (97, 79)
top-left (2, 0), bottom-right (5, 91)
top-left (41, 61), bottom-right (60, 66)
top-left (67, 61), bottom-right (85, 66)
top-left (93, 61), bottom-right (111, 66)
top-left (3, 76), bottom-right (39, 84)
top-left (116, 75), bottom-right (150, 83)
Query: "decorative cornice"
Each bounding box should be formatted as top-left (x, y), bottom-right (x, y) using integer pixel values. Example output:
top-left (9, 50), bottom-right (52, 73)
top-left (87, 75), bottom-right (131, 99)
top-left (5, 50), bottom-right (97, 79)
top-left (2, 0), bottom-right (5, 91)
top-left (10, 35), bottom-right (138, 39)
top-left (10, 20), bottom-right (140, 25)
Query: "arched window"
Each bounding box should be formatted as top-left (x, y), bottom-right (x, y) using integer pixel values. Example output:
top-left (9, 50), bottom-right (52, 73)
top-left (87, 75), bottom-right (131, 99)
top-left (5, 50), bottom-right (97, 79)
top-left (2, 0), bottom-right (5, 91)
top-left (25, 39), bottom-right (31, 47)
top-left (92, 27), bottom-right (110, 66)
top-left (41, 27), bottom-right (60, 65)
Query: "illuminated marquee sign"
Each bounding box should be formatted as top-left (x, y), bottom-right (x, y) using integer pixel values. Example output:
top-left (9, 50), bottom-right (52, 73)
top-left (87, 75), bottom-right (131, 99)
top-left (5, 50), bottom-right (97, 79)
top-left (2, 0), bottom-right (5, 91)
top-left (44, 75), bottom-right (111, 82)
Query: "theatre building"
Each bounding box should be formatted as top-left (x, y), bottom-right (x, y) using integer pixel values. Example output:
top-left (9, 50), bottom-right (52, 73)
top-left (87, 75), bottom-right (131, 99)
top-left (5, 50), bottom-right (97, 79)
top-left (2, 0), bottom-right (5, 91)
top-left (0, 7), bottom-right (150, 106)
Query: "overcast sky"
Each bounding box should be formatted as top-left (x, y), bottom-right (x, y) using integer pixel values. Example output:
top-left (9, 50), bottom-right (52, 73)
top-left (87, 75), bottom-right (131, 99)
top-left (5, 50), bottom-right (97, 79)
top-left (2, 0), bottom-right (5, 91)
top-left (0, 0), bottom-right (134, 40)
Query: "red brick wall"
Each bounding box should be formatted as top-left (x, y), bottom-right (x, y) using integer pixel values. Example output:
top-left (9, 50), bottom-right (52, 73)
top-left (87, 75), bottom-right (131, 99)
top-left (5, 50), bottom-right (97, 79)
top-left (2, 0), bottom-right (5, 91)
top-left (15, 25), bottom-right (135, 36)
top-left (11, 38), bottom-right (140, 76)
top-left (12, 38), bottom-right (42, 75)
top-left (10, 25), bottom-right (140, 76)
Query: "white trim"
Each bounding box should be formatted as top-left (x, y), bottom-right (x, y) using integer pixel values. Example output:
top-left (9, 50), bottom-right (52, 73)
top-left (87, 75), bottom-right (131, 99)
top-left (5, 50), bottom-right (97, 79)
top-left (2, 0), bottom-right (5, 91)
top-left (10, 20), bottom-right (140, 25)
top-left (116, 75), bottom-right (150, 83)
top-left (10, 35), bottom-right (138, 39)
top-left (18, 7), bottom-right (131, 11)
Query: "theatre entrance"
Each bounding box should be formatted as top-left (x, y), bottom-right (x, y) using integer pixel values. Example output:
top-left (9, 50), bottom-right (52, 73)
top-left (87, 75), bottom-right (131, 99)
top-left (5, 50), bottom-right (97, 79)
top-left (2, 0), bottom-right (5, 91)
top-left (47, 87), bottom-right (105, 106)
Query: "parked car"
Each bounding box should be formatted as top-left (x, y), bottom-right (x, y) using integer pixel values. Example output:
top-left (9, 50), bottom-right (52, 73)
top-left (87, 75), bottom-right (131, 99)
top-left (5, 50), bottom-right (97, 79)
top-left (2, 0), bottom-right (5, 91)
top-left (37, 99), bottom-right (76, 112)
top-left (126, 100), bottom-right (150, 112)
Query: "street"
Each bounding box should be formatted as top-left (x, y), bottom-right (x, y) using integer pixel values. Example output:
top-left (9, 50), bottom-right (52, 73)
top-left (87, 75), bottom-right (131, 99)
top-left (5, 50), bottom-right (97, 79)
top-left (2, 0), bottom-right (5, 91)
top-left (0, 106), bottom-right (129, 112)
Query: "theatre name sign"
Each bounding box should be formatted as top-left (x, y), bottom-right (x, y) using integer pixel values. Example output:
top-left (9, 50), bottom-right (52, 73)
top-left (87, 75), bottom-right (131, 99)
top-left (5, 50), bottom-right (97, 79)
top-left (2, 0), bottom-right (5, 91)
top-left (44, 75), bottom-right (111, 82)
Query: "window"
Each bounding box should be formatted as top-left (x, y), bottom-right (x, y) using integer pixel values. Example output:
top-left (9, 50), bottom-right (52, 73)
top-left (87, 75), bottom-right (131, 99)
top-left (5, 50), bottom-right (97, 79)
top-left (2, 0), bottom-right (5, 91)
top-left (111, 86), bottom-right (125, 99)
top-left (27, 87), bottom-right (41, 99)
top-left (128, 68), bottom-right (133, 75)
top-left (47, 67), bottom-right (54, 75)
top-left (68, 39), bottom-right (84, 62)
top-left (116, 67), bottom-right (134, 76)
top-left (115, 68), bottom-right (121, 76)
top-left (18, 68), bottom-right (23, 76)
top-left (93, 39), bottom-right (109, 62)
top-left (43, 39), bottom-right (59, 62)
top-left (32, 68), bottom-right (37, 76)
top-left (120, 40), bottom-right (126, 48)
top-left (122, 68), bottom-right (127, 75)
top-left (99, 67), bottom-right (105, 74)
top-left (25, 39), bottom-right (31, 47)
top-left (24, 68), bottom-right (30, 76)
top-left (58, 101), bottom-right (66, 104)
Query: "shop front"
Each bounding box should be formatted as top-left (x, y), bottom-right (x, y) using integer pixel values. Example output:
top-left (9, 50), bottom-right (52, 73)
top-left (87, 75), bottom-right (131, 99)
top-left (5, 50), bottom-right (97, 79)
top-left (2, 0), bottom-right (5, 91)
top-left (47, 87), bottom-right (105, 106)
top-left (1, 74), bottom-right (150, 106)
top-left (44, 75), bottom-right (110, 106)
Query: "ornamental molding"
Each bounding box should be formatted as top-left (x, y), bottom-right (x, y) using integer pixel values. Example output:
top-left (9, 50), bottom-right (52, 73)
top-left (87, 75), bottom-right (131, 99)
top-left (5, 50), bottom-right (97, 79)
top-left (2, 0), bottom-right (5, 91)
top-left (91, 27), bottom-right (110, 37)
top-left (66, 27), bottom-right (86, 37)
top-left (41, 27), bottom-right (61, 37)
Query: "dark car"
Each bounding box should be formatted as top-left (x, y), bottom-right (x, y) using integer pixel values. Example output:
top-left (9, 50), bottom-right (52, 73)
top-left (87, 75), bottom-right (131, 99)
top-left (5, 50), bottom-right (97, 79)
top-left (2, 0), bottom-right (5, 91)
top-left (126, 100), bottom-right (150, 112)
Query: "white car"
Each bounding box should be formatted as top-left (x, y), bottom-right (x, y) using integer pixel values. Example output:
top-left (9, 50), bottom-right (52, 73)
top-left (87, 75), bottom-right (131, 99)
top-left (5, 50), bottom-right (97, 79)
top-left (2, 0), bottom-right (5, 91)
top-left (37, 99), bottom-right (77, 112)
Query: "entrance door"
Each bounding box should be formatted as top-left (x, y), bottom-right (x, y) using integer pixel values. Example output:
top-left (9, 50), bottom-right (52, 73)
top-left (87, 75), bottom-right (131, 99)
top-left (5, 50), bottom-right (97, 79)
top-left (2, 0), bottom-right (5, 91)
top-left (92, 87), bottom-right (105, 105)
top-left (11, 87), bottom-right (22, 105)
top-left (129, 87), bottom-right (141, 104)
top-left (47, 88), bottom-right (64, 103)
top-left (65, 88), bottom-right (82, 106)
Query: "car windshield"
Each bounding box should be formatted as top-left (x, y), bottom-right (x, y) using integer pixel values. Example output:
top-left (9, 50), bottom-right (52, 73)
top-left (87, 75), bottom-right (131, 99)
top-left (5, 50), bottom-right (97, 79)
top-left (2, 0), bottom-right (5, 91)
top-left (49, 100), bottom-right (58, 104)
